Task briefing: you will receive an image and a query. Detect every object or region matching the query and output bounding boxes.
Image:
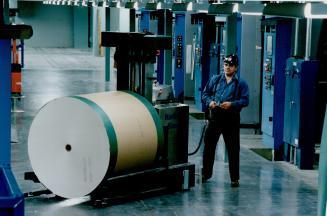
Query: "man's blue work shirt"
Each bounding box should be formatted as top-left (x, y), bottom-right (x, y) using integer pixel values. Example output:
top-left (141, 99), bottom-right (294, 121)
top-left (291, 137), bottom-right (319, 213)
top-left (201, 74), bottom-right (249, 112)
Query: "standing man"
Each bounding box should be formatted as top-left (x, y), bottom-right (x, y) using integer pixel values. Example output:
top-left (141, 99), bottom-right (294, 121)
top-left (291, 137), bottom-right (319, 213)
top-left (201, 54), bottom-right (249, 187)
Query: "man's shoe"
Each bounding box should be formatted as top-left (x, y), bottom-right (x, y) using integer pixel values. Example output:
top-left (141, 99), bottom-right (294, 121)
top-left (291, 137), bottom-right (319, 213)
top-left (231, 180), bottom-right (239, 188)
top-left (202, 175), bottom-right (211, 183)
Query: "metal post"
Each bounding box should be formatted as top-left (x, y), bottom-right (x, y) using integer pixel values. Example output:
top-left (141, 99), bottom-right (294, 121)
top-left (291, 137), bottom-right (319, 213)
top-left (305, 18), bottom-right (312, 61)
top-left (21, 39), bottom-right (24, 68)
top-left (105, 7), bottom-right (110, 81)
top-left (318, 105), bottom-right (327, 216)
top-left (92, 7), bottom-right (100, 56)
top-left (293, 18), bottom-right (299, 57)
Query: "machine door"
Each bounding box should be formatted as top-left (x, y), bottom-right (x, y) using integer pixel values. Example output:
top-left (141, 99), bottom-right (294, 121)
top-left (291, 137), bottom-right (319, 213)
top-left (261, 32), bottom-right (276, 137)
top-left (290, 60), bottom-right (302, 147)
top-left (284, 58), bottom-right (302, 147)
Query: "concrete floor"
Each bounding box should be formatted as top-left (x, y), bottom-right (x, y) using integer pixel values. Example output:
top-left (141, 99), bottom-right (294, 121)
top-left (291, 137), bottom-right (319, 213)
top-left (10, 48), bottom-right (319, 216)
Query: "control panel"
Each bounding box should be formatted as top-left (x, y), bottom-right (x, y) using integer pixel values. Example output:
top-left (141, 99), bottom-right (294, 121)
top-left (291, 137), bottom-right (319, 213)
top-left (176, 35), bottom-right (183, 68)
top-left (264, 57), bottom-right (273, 89)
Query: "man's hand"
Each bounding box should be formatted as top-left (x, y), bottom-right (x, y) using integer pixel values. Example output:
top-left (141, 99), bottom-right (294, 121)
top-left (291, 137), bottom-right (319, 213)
top-left (220, 102), bottom-right (232, 110)
top-left (209, 101), bottom-right (217, 109)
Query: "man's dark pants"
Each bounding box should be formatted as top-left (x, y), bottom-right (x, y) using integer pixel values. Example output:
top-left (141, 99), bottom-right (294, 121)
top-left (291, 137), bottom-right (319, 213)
top-left (202, 108), bottom-right (240, 182)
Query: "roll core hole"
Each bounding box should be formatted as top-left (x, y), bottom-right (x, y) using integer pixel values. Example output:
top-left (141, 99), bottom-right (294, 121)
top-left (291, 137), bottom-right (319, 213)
top-left (65, 144), bottom-right (72, 152)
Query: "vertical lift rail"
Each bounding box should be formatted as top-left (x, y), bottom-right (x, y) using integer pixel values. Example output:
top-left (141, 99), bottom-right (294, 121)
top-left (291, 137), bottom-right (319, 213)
top-left (0, 1), bottom-right (33, 214)
top-left (318, 105), bottom-right (327, 216)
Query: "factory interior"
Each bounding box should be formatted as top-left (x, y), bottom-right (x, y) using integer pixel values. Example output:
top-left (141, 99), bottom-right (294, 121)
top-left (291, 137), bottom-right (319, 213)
top-left (1, 0), bottom-right (327, 215)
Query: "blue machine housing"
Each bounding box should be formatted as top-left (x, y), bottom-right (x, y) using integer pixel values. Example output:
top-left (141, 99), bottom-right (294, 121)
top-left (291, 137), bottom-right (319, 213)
top-left (172, 12), bottom-right (186, 101)
top-left (139, 9), bottom-right (151, 33)
top-left (261, 18), bottom-right (292, 160)
top-left (283, 58), bottom-right (319, 169)
top-left (0, 40), bottom-right (24, 216)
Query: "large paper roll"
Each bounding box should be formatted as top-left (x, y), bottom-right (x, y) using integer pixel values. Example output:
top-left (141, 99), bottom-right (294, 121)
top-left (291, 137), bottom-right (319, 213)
top-left (28, 91), bottom-right (164, 198)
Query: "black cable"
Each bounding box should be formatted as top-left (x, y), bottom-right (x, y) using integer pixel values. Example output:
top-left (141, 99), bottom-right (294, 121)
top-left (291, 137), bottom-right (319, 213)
top-left (188, 121), bottom-right (207, 156)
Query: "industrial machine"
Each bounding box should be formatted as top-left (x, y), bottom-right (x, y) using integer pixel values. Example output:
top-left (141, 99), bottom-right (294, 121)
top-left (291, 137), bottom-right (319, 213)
top-left (139, 3), bottom-right (157, 34)
top-left (139, 3), bottom-right (173, 86)
top-left (98, 31), bottom-right (196, 200)
top-left (100, 32), bottom-right (195, 199)
top-left (283, 57), bottom-right (318, 169)
top-left (104, 5), bottom-right (136, 82)
top-left (151, 9), bottom-right (173, 86)
top-left (171, 2), bottom-right (196, 101)
top-left (261, 4), bottom-right (327, 168)
top-left (190, 13), bottom-right (217, 111)
top-left (11, 38), bottom-right (25, 113)
top-left (153, 83), bottom-right (174, 103)
top-left (281, 18), bottom-right (325, 169)
top-left (261, 18), bottom-right (293, 160)
top-left (0, 0), bottom-right (33, 214)
top-left (25, 32), bottom-right (195, 203)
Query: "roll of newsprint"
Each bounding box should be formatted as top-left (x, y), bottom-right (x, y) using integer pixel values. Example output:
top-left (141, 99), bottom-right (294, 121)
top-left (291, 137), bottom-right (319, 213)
top-left (28, 91), bottom-right (164, 198)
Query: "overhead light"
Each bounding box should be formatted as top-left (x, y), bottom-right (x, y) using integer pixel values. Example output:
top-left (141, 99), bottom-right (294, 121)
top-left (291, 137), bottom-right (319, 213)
top-left (74, 0), bottom-right (79, 6)
top-left (157, 2), bottom-right (162, 10)
top-left (82, 0), bottom-right (87, 7)
top-left (305, 3), bottom-right (327, 19)
top-left (233, 3), bottom-right (239, 13)
top-left (103, 0), bottom-right (108, 7)
top-left (187, 2), bottom-right (193, 11)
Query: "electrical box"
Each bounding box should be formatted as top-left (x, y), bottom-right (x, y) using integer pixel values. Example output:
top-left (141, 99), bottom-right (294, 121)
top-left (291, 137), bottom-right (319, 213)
top-left (283, 58), bottom-right (318, 169)
top-left (155, 103), bottom-right (189, 165)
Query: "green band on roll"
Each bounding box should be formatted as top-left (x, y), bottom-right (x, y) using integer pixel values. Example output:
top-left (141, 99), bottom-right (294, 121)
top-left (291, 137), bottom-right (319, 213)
top-left (70, 96), bottom-right (118, 174)
top-left (123, 91), bottom-right (164, 163)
